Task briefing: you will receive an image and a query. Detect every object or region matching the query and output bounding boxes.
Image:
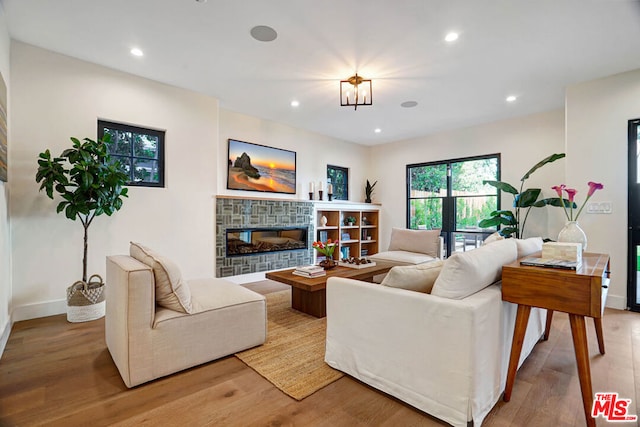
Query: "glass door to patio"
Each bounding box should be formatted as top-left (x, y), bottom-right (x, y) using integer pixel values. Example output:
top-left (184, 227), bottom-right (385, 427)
top-left (407, 154), bottom-right (500, 257)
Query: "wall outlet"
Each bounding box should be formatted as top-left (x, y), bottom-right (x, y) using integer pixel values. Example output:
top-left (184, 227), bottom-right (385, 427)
top-left (587, 201), bottom-right (612, 214)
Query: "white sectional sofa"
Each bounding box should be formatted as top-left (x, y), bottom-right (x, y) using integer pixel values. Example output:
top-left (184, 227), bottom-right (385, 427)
top-left (325, 238), bottom-right (545, 426)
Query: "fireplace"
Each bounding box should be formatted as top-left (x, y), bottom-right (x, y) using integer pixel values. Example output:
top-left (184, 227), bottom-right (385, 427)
top-left (216, 197), bottom-right (314, 277)
top-left (226, 227), bottom-right (308, 257)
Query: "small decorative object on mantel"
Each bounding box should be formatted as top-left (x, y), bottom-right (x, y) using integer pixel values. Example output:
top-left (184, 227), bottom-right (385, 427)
top-left (328, 183), bottom-right (333, 201)
top-left (365, 179), bottom-right (377, 203)
top-left (318, 181), bottom-right (323, 201)
top-left (309, 182), bottom-right (314, 200)
top-left (552, 181), bottom-right (604, 251)
top-left (312, 238), bottom-right (338, 270)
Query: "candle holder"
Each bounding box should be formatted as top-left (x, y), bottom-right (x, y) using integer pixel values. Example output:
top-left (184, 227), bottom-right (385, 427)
top-left (309, 192), bottom-right (314, 200)
top-left (319, 190), bottom-right (323, 201)
top-left (328, 193), bottom-right (333, 201)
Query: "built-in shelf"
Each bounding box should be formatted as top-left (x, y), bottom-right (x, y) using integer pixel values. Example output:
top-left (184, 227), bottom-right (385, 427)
top-left (315, 206), bottom-right (380, 261)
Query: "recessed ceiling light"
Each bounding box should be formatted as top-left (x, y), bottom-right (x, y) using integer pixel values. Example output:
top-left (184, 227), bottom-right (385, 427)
top-left (195, 0), bottom-right (207, 3)
top-left (401, 101), bottom-right (418, 108)
top-left (374, 128), bottom-right (382, 134)
top-left (250, 25), bottom-right (278, 42)
top-left (506, 95), bottom-right (517, 103)
top-left (445, 32), bottom-right (459, 42)
top-left (290, 100), bottom-right (300, 107)
top-left (130, 47), bottom-right (143, 57)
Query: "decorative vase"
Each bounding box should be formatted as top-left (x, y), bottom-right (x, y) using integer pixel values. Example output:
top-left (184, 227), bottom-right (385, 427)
top-left (558, 221), bottom-right (587, 251)
top-left (319, 259), bottom-right (337, 270)
top-left (320, 215), bottom-right (328, 227)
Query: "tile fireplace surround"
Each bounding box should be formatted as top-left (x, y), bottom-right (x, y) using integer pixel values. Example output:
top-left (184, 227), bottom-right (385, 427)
top-left (216, 196), bottom-right (314, 277)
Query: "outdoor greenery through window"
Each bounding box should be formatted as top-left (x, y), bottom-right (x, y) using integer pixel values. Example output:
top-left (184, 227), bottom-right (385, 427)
top-left (98, 120), bottom-right (165, 187)
top-left (407, 154), bottom-right (500, 255)
top-left (327, 165), bottom-right (348, 200)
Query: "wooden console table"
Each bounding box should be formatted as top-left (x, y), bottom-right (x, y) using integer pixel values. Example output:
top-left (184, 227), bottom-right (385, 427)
top-left (501, 252), bottom-right (610, 427)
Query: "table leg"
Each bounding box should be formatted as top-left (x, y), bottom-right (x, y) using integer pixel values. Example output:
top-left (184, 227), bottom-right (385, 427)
top-left (569, 314), bottom-right (595, 427)
top-left (543, 310), bottom-right (554, 341)
top-left (504, 304), bottom-right (531, 402)
top-left (593, 317), bottom-right (605, 355)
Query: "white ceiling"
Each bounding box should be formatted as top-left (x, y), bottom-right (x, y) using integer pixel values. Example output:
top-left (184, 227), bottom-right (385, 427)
top-left (3, 0), bottom-right (640, 146)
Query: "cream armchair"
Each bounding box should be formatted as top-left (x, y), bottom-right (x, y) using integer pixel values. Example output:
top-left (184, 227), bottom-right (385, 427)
top-left (105, 254), bottom-right (266, 388)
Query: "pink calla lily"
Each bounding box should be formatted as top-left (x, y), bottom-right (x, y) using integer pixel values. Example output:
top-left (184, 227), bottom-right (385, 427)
top-left (552, 182), bottom-right (605, 221)
top-left (551, 184), bottom-right (565, 198)
top-left (587, 181), bottom-right (604, 197)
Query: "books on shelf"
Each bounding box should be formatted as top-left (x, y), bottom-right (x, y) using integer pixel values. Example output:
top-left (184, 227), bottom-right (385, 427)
top-left (319, 230), bottom-right (328, 242)
top-left (293, 265), bottom-right (326, 278)
top-left (519, 257), bottom-right (582, 270)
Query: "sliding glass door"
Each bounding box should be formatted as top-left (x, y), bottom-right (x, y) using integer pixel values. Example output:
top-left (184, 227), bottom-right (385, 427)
top-left (407, 154), bottom-right (500, 257)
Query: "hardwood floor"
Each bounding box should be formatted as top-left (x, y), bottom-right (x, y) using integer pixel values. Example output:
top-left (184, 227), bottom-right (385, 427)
top-left (1, 280), bottom-right (639, 426)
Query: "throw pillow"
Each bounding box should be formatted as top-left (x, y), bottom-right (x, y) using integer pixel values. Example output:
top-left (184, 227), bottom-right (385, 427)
top-left (387, 227), bottom-right (441, 257)
top-left (381, 260), bottom-right (444, 294)
top-left (515, 237), bottom-right (543, 258)
top-left (130, 242), bottom-right (194, 314)
top-left (431, 239), bottom-right (517, 299)
top-left (482, 231), bottom-right (504, 245)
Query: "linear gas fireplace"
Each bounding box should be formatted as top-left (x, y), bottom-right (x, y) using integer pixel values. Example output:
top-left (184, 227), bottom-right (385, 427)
top-left (216, 197), bottom-right (314, 277)
top-left (226, 227), bottom-right (308, 257)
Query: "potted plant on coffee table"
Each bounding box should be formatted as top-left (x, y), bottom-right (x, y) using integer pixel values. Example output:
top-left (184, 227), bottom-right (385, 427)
top-left (36, 135), bottom-right (129, 322)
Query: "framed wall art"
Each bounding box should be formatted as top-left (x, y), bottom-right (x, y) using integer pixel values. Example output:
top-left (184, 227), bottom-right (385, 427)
top-left (227, 139), bottom-right (296, 194)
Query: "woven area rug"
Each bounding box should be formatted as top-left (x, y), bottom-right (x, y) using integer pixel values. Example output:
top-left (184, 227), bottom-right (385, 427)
top-left (235, 290), bottom-right (343, 400)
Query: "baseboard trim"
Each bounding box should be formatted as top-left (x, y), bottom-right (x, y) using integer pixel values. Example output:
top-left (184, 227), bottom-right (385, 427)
top-left (0, 319), bottom-right (11, 359)
top-left (606, 294), bottom-right (626, 310)
top-left (12, 299), bottom-right (66, 322)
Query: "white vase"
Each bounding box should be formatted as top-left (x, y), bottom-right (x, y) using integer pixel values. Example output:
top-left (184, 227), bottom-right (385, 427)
top-left (557, 221), bottom-right (587, 251)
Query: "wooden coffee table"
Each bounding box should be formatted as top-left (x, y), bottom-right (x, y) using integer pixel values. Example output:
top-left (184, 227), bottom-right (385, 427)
top-left (266, 261), bottom-right (396, 317)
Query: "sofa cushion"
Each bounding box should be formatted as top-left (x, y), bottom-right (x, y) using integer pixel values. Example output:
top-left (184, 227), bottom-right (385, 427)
top-left (130, 242), bottom-right (193, 314)
top-left (515, 237), bottom-right (543, 258)
top-left (482, 231), bottom-right (504, 245)
top-left (387, 227), bottom-right (441, 257)
top-left (431, 239), bottom-right (518, 299)
top-left (368, 250), bottom-right (438, 266)
top-left (381, 260), bottom-right (444, 294)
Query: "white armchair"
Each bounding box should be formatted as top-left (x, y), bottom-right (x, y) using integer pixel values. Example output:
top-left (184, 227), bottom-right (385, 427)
top-left (105, 254), bottom-right (266, 387)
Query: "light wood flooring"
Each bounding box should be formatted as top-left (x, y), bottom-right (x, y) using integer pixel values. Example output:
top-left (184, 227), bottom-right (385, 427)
top-left (1, 280), bottom-right (639, 426)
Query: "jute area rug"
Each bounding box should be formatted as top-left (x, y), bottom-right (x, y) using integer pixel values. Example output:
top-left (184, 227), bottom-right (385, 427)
top-left (235, 290), bottom-right (344, 400)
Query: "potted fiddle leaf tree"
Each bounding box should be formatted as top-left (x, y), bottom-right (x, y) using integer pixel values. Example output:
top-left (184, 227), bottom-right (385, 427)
top-left (36, 134), bottom-right (129, 322)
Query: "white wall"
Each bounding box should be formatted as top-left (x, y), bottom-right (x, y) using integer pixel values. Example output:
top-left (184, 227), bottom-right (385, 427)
top-left (0, 4), bottom-right (11, 355)
top-left (218, 108), bottom-right (370, 202)
top-left (10, 42), bottom-right (218, 319)
top-left (565, 68), bottom-right (640, 310)
top-left (371, 109), bottom-right (567, 250)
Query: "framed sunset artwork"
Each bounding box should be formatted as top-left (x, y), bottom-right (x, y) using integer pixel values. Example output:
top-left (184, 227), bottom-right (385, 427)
top-left (227, 139), bottom-right (296, 194)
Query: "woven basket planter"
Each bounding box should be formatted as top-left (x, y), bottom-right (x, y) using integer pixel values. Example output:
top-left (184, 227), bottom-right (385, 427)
top-left (66, 274), bottom-right (106, 323)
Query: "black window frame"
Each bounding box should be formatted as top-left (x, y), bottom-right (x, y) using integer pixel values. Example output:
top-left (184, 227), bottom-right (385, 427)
top-left (98, 120), bottom-right (165, 188)
top-left (327, 164), bottom-right (349, 201)
top-left (406, 153), bottom-right (501, 256)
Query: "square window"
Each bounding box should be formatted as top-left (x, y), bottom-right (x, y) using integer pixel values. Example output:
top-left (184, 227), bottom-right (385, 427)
top-left (98, 120), bottom-right (165, 187)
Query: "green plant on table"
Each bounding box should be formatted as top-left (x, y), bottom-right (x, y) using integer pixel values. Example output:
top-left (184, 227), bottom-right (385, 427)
top-left (478, 153), bottom-right (572, 238)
